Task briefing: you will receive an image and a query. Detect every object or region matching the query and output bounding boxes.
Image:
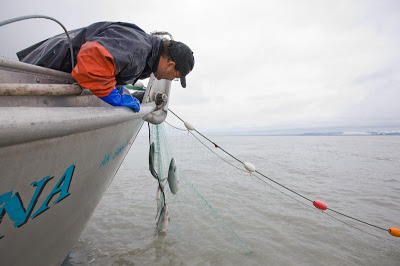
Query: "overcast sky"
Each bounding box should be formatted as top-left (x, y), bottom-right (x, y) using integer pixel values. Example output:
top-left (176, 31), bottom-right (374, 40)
top-left (1, 0), bottom-right (399, 133)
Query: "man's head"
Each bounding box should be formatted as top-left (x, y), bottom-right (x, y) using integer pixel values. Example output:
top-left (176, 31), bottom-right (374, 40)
top-left (154, 40), bottom-right (194, 88)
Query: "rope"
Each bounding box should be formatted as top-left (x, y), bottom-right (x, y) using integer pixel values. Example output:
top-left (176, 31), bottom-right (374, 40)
top-left (164, 120), bottom-right (247, 172)
top-left (255, 170), bottom-right (313, 203)
top-left (252, 172), bottom-right (392, 240)
top-left (0, 15), bottom-right (75, 70)
top-left (327, 208), bottom-right (387, 231)
top-left (164, 121), bottom-right (187, 131)
top-left (188, 130), bottom-right (248, 173)
top-left (252, 172), bottom-right (312, 210)
top-left (323, 211), bottom-right (384, 239)
top-left (167, 108), bottom-right (393, 236)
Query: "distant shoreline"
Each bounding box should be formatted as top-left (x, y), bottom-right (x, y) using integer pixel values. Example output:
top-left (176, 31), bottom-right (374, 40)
top-left (204, 132), bottom-right (400, 137)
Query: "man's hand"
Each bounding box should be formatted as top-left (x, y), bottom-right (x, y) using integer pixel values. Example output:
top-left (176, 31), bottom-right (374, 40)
top-left (99, 87), bottom-right (140, 112)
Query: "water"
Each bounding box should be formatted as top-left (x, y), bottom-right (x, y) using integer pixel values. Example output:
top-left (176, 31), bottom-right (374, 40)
top-left (64, 133), bottom-right (400, 265)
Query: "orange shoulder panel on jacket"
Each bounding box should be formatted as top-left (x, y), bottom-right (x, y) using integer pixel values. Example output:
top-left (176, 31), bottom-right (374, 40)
top-left (71, 41), bottom-right (117, 97)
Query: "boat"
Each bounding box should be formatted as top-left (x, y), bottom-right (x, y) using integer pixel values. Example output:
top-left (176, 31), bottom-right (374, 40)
top-left (0, 16), bottom-right (172, 265)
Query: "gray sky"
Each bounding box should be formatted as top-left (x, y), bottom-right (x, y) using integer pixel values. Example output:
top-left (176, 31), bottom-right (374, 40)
top-left (1, 0), bottom-right (399, 132)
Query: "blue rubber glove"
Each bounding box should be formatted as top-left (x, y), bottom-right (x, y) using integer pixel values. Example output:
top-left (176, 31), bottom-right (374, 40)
top-left (116, 87), bottom-right (125, 95)
top-left (100, 87), bottom-right (140, 113)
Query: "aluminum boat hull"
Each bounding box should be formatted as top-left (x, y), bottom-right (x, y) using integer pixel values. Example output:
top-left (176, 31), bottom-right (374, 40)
top-left (0, 112), bottom-right (144, 265)
top-left (0, 57), bottom-right (170, 265)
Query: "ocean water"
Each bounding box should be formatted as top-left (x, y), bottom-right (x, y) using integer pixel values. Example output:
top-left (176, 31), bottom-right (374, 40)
top-left (63, 131), bottom-right (400, 265)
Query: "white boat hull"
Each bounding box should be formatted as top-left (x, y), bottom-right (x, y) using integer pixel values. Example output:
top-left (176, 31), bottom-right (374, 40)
top-left (0, 109), bottom-right (145, 265)
top-left (0, 56), bottom-right (172, 264)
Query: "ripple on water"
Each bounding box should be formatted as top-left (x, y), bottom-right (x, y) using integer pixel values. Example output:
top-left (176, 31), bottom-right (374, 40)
top-left (65, 136), bottom-right (400, 265)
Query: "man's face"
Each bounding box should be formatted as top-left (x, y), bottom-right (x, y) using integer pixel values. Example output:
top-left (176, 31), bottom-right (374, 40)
top-left (154, 56), bottom-right (181, 81)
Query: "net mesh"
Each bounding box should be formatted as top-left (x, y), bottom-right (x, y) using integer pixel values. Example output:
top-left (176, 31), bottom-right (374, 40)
top-left (148, 122), bottom-right (252, 253)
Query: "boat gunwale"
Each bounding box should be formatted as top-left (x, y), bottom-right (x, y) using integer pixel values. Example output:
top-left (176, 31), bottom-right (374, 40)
top-left (0, 57), bottom-right (75, 83)
top-left (0, 104), bottom-right (156, 148)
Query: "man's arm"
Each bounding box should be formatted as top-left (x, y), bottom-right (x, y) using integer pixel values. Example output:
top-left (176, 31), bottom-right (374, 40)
top-left (71, 41), bottom-right (140, 112)
top-left (71, 41), bottom-right (116, 97)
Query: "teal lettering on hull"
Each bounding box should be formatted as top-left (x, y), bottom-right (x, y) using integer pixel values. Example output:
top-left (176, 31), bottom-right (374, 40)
top-left (0, 164), bottom-right (75, 239)
top-left (31, 165), bottom-right (75, 218)
top-left (100, 140), bottom-right (130, 168)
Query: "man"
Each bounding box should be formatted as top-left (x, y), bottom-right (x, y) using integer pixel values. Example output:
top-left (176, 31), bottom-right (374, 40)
top-left (17, 22), bottom-right (195, 112)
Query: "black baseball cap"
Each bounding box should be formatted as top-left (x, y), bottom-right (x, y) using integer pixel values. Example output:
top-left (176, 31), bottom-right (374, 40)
top-left (169, 41), bottom-right (194, 88)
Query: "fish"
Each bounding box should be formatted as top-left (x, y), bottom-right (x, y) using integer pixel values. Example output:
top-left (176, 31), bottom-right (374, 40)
top-left (150, 142), bottom-right (170, 232)
top-left (156, 186), bottom-right (161, 214)
top-left (167, 158), bottom-right (179, 194)
top-left (155, 183), bottom-right (165, 215)
top-left (149, 142), bottom-right (158, 180)
top-left (156, 203), bottom-right (169, 233)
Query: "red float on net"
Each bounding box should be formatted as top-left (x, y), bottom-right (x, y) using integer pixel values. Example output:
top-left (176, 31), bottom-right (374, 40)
top-left (313, 200), bottom-right (327, 210)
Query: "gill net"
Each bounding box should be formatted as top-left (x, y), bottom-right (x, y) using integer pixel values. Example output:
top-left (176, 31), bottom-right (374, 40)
top-left (147, 110), bottom-right (399, 257)
top-left (148, 122), bottom-right (252, 254)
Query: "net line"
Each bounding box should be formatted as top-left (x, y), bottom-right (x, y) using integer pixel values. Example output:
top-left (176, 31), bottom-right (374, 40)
top-left (148, 122), bottom-right (252, 253)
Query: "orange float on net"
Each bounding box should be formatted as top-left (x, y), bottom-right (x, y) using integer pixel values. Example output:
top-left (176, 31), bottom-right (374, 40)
top-left (389, 228), bottom-right (400, 237)
top-left (313, 200), bottom-right (327, 210)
